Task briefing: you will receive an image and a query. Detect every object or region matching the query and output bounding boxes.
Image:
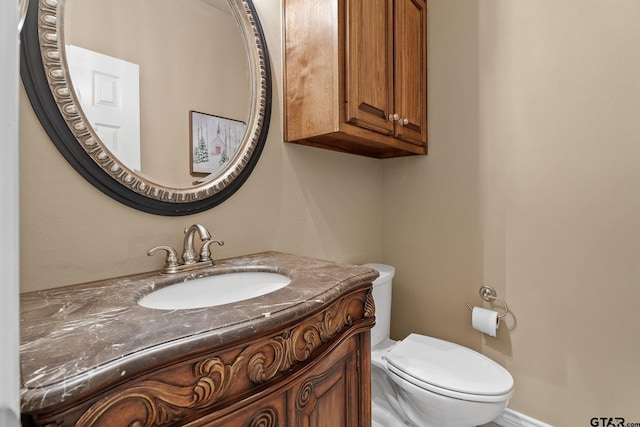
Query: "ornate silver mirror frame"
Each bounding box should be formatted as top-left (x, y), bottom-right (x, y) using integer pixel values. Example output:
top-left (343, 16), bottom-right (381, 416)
top-left (20, 0), bottom-right (272, 216)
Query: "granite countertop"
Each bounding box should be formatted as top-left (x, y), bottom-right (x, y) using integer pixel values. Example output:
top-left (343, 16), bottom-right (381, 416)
top-left (20, 251), bottom-right (378, 413)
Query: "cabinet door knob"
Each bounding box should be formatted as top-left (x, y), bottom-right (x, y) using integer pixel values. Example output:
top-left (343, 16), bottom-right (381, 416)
top-left (388, 113), bottom-right (399, 121)
top-left (398, 118), bottom-right (409, 126)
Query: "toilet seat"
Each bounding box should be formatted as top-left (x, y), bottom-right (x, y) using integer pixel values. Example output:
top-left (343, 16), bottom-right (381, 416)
top-left (385, 334), bottom-right (513, 403)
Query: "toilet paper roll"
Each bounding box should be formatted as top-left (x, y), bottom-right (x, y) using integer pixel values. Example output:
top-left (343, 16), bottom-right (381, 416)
top-left (471, 307), bottom-right (499, 337)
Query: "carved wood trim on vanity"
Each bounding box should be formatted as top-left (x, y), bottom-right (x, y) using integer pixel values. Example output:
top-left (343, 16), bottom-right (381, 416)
top-left (28, 288), bottom-right (375, 427)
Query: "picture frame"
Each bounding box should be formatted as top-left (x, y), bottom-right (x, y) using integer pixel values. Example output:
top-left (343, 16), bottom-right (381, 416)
top-left (190, 111), bottom-right (247, 177)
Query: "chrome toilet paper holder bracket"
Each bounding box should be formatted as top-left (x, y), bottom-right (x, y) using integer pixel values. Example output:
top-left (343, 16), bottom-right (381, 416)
top-left (466, 285), bottom-right (509, 319)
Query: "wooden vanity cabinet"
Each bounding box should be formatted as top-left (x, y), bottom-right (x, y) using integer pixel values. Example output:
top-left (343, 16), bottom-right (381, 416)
top-left (284, 0), bottom-right (427, 158)
top-left (22, 287), bottom-right (374, 427)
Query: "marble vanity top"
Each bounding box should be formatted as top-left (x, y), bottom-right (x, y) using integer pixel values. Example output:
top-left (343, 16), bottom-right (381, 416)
top-left (20, 251), bottom-right (378, 412)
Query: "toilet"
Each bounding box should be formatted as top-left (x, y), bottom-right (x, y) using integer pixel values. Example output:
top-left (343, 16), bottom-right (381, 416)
top-left (365, 264), bottom-right (514, 427)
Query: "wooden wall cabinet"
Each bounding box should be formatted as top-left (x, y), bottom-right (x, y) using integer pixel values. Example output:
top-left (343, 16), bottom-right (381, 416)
top-left (284, 0), bottom-right (427, 158)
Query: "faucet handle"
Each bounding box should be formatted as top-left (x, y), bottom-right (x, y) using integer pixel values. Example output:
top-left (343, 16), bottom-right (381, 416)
top-left (147, 245), bottom-right (180, 269)
top-left (199, 239), bottom-right (224, 263)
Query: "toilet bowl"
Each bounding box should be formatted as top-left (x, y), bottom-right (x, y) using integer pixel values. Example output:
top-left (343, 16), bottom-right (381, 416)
top-left (365, 264), bottom-right (514, 427)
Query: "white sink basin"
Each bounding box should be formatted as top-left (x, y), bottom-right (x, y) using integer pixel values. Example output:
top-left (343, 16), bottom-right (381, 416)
top-left (138, 271), bottom-right (291, 310)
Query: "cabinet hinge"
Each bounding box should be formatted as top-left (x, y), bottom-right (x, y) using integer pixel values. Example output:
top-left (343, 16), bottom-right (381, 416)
top-left (356, 349), bottom-right (361, 372)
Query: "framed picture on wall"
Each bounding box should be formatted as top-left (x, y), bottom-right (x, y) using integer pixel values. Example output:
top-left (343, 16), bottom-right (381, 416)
top-left (190, 111), bottom-right (247, 177)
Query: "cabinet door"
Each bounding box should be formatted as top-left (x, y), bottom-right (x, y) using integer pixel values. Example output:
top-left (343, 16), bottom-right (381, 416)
top-left (190, 394), bottom-right (287, 427)
top-left (288, 337), bottom-right (361, 427)
top-left (345, 0), bottom-right (395, 136)
top-left (393, 0), bottom-right (427, 146)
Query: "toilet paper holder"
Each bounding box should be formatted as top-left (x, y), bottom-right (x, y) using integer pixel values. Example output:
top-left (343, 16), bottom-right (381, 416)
top-left (466, 285), bottom-right (509, 319)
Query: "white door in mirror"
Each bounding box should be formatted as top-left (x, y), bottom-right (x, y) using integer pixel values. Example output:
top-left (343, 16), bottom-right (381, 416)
top-left (138, 272), bottom-right (291, 310)
top-left (66, 44), bottom-right (141, 171)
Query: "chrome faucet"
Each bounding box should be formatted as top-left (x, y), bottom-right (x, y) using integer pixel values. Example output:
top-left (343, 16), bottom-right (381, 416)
top-left (148, 224), bottom-right (224, 274)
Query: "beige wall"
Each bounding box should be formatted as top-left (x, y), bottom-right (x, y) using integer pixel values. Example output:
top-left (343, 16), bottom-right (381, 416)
top-left (19, 0), bottom-right (640, 425)
top-left (19, 0), bottom-right (382, 292)
top-left (384, 1), bottom-right (640, 425)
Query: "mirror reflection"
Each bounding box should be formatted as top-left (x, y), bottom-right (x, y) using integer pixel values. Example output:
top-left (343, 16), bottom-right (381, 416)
top-left (63, 0), bottom-right (250, 188)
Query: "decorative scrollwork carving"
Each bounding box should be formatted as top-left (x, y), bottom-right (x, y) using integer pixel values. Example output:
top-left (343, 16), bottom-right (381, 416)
top-left (295, 379), bottom-right (315, 411)
top-left (247, 291), bottom-right (369, 385)
top-left (76, 356), bottom-right (245, 427)
top-left (245, 334), bottom-right (288, 384)
top-left (364, 288), bottom-right (376, 318)
top-left (242, 407), bottom-right (279, 427)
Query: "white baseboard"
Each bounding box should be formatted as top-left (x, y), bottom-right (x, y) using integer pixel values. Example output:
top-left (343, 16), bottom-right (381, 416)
top-left (493, 408), bottom-right (554, 427)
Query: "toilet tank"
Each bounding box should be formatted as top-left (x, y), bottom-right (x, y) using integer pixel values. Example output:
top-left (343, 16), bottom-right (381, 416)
top-left (362, 263), bottom-right (395, 347)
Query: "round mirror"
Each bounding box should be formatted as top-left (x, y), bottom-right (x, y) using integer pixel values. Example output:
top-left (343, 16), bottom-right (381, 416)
top-left (20, 0), bottom-right (272, 216)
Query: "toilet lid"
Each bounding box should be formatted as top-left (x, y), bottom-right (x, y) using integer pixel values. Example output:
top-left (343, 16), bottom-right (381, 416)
top-left (385, 334), bottom-right (513, 398)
